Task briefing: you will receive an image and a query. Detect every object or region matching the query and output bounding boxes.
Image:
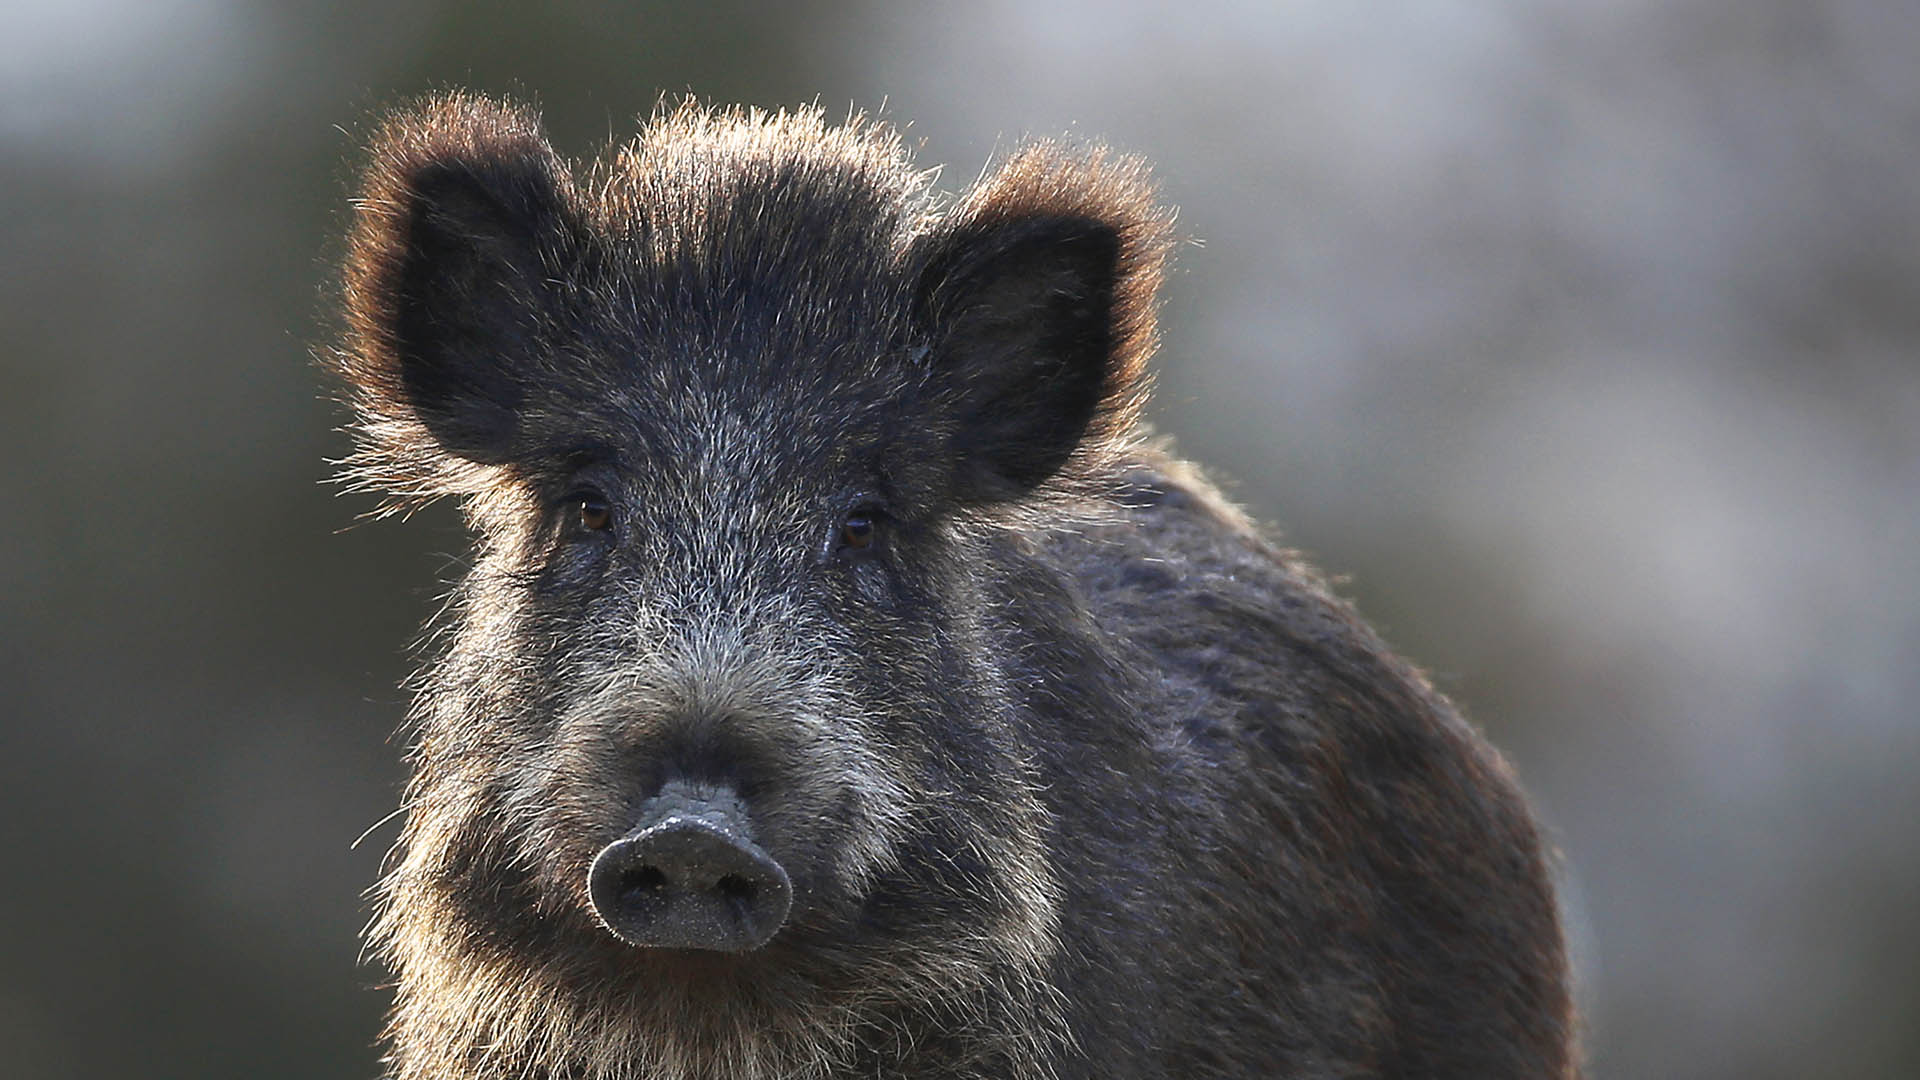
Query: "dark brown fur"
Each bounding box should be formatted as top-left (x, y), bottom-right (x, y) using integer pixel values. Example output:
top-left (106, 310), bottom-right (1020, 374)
top-left (328, 93), bottom-right (1577, 1080)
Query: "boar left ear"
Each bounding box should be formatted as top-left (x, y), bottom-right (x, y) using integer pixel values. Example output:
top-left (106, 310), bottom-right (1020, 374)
top-left (334, 93), bottom-right (580, 498)
top-left (911, 145), bottom-right (1169, 501)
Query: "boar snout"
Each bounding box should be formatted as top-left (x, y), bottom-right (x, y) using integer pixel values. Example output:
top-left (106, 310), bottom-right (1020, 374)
top-left (587, 779), bottom-right (792, 953)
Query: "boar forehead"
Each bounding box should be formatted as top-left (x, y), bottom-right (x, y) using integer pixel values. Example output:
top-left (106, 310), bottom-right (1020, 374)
top-left (536, 160), bottom-right (928, 506)
top-left (539, 303), bottom-right (913, 519)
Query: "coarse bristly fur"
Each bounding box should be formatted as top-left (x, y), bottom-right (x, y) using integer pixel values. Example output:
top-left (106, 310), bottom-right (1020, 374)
top-left (325, 92), bottom-right (1579, 1080)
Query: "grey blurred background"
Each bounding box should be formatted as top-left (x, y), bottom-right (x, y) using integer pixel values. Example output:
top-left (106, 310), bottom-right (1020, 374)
top-left (4, 1), bottom-right (1916, 1077)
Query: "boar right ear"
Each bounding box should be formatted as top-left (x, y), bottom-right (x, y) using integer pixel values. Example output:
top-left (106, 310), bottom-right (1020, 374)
top-left (911, 143), bottom-right (1171, 502)
top-left (336, 95), bottom-right (578, 492)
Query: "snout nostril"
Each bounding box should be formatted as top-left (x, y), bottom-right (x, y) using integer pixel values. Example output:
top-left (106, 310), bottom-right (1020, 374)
top-left (715, 873), bottom-right (755, 904)
top-left (620, 865), bottom-right (668, 903)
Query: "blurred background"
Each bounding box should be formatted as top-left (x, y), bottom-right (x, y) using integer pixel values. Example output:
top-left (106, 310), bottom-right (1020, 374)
top-left (4, 1), bottom-right (1916, 1076)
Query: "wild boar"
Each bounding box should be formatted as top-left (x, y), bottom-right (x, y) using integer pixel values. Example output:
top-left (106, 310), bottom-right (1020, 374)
top-left (329, 93), bottom-right (1576, 1080)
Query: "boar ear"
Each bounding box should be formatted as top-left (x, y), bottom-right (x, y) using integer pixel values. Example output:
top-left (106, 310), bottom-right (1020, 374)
top-left (912, 144), bottom-right (1170, 500)
top-left (336, 94), bottom-right (578, 492)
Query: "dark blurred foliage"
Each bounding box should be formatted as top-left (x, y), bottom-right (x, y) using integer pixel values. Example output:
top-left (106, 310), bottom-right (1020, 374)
top-left (3, 2), bottom-right (1916, 1077)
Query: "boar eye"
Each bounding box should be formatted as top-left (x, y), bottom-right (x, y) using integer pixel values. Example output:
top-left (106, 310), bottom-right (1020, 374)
top-left (575, 492), bottom-right (613, 532)
top-left (838, 507), bottom-right (881, 555)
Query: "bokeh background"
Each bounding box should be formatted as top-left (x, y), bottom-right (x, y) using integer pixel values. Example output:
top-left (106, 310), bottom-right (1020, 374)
top-left (5, 1), bottom-right (1917, 1077)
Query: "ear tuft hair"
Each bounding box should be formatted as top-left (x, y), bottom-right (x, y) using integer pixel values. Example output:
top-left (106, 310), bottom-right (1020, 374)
top-left (330, 92), bottom-right (579, 506)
